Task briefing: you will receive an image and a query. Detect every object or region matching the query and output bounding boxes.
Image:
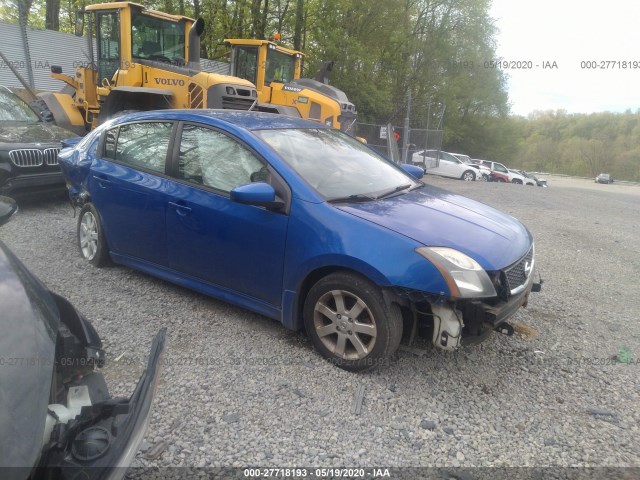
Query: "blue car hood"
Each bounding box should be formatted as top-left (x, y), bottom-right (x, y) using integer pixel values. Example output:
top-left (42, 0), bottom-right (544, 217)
top-left (336, 186), bottom-right (532, 270)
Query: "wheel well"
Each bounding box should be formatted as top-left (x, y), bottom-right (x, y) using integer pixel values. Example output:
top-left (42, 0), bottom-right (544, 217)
top-left (295, 266), bottom-right (389, 329)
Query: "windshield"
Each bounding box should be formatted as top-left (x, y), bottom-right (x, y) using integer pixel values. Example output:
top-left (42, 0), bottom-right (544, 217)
top-left (131, 12), bottom-right (186, 63)
top-left (0, 89), bottom-right (39, 122)
top-left (254, 128), bottom-right (419, 200)
top-left (233, 46), bottom-right (258, 85)
top-left (266, 49), bottom-right (296, 83)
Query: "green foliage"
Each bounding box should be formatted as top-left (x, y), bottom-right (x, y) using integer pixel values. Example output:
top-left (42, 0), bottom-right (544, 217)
top-left (512, 110), bottom-right (640, 181)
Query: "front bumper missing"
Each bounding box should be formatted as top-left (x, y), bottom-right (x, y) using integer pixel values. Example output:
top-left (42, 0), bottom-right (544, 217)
top-left (392, 272), bottom-right (543, 348)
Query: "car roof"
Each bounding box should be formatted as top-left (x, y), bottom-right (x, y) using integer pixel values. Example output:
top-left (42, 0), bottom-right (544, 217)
top-left (112, 109), bottom-right (331, 131)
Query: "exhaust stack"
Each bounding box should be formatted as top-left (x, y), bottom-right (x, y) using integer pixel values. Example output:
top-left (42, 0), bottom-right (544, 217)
top-left (188, 18), bottom-right (205, 70)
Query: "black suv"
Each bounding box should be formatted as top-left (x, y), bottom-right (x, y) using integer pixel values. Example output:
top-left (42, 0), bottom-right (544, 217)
top-left (0, 86), bottom-right (76, 196)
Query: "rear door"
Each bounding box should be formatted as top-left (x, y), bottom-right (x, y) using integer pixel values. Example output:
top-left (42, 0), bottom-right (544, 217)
top-left (89, 121), bottom-right (176, 266)
top-left (165, 123), bottom-right (289, 306)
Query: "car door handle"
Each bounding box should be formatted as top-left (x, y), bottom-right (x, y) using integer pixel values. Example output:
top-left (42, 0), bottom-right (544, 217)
top-left (168, 201), bottom-right (192, 216)
top-left (93, 175), bottom-right (111, 188)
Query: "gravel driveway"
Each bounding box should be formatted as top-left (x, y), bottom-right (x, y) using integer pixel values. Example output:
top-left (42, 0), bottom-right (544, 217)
top-left (2, 177), bottom-right (639, 472)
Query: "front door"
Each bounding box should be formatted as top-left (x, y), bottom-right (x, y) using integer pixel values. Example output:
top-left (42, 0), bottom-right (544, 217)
top-left (165, 123), bottom-right (289, 306)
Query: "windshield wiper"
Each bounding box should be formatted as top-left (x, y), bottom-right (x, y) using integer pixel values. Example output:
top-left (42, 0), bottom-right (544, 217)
top-left (375, 183), bottom-right (412, 199)
top-left (328, 193), bottom-right (376, 203)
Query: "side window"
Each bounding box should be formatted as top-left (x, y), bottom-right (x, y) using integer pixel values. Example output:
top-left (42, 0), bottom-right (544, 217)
top-left (112, 122), bottom-right (172, 173)
top-left (96, 11), bottom-right (120, 83)
top-left (495, 164), bottom-right (508, 173)
top-left (177, 124), bottom-right (265, 193)
top-left (103, 127), bottom-right (117, 159)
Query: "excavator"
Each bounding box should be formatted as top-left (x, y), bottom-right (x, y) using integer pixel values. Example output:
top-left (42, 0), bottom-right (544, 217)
top-left (225, 38), bottom-right (358, 134)
top-left (38, 2), bottom-right (259, 134)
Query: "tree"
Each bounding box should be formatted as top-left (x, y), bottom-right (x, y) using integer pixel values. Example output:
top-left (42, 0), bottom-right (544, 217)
top-left (45, 0), bottom-right (60, 30)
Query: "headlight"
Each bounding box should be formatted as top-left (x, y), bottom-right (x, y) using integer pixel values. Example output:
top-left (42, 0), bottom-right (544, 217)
top-left (416, 247), bottom-right (497, 298)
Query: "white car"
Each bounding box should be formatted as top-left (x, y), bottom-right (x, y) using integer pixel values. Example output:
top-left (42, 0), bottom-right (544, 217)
top-left (508, 169), bottom-right (535, 185)
top-left (451, 153), bottom-right (491, 181)
top-left (412, 149), bottom-right (479, 181)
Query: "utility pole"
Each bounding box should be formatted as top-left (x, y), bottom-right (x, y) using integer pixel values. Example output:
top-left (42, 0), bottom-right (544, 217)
top-left (425, 101), bottom-right (431, 150)
top-left (401, 90), bottom-right (411, 163)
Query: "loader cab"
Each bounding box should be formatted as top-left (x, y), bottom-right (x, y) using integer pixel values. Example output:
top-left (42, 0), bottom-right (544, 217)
top-left (89, 2), bottom-right (193, 86)
top-left (228, 39), bottom-right (302, 98)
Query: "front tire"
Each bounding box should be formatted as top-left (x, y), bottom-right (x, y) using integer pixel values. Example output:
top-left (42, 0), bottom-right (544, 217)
top-left (303, 272), bottom-right (402, 371)
top-left (78, 203), bottom-right (109, 267)
top-left (462, 170), bottom-right (476, 181)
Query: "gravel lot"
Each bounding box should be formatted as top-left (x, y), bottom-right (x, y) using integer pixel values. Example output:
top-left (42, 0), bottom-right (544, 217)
top-left (2, 176), bottom-right (639, 473)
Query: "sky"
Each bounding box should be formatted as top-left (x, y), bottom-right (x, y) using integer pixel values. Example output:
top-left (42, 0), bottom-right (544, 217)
top-left (489, 0), bottom-right (640, 116)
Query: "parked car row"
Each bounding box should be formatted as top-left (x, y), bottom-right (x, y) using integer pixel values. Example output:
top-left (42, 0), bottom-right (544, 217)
top-left (411, 149), bottom-right (548, 187)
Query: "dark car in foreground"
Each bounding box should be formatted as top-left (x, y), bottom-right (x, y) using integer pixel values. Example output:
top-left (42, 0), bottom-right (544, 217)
top-left (59, 110), bottom-right (541, 371)
top-left (0, 86), bottom-right (76, 196)
top-left (0, 196), bottom-right (166, 480)
top-left (596, 173), bottom-right (613, 184)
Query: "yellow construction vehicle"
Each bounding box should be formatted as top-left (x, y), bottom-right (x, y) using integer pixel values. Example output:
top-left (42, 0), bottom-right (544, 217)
top-left (225, 39), bottom-right (357, 134)
top-left (39, 2), bottom-right (258, 134)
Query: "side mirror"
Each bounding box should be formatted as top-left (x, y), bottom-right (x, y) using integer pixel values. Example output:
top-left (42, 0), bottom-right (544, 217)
top-left (400, 164), bottom-right (424, 179)
top-left (61, 137), bottom-right (84, 149)
top-left (230, 183), bottom-right (284, 210)
top-left (0, 196), bottom-right (18, 227)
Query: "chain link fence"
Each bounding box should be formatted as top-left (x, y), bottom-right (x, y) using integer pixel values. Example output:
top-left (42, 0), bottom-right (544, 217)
top-left (357, 123), bottom-right (443, 161)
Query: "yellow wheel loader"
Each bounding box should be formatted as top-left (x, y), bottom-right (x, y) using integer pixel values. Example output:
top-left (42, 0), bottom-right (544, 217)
top-left (225, 39), bottom-right (358, 135)
top-left (39, 2), bottom-right (258, 134)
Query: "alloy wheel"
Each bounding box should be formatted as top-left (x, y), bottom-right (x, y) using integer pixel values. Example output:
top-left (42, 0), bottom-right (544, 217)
top-left (79, 211), bottom-right (99, 260)
top-left (313, 289), bottom-right (377, 361)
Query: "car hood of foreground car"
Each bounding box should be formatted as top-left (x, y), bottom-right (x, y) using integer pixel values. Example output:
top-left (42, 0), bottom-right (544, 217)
top-left (336, 185), bottom-right (532, 270)
top-left (0, 122), bottom-right (76, 146)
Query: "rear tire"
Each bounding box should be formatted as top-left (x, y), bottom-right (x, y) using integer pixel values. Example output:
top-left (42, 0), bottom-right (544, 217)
top-left (303, 272), bottom-right (402, 371)
top-left (78, 203), bottom-right (110, 267)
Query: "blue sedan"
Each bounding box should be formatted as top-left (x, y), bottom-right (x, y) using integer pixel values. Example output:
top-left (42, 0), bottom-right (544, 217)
top-left (59, 110), bottom-right (540, 371)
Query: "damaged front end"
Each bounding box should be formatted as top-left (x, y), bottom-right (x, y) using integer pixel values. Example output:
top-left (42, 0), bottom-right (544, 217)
top-left (394, 243), bottom-right (542, 351)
